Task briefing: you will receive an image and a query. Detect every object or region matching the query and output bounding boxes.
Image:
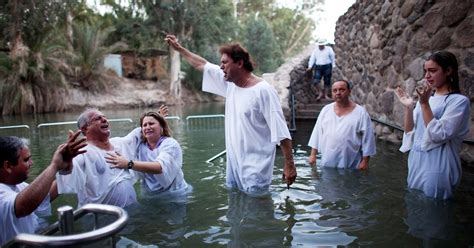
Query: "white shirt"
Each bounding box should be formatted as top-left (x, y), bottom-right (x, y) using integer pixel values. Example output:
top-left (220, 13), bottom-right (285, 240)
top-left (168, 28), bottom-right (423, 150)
top-left (57, 128), bottom-right (142, 207)
top-left (308, 103), bottom-right (376, 169)
top-left (307, 46), bottom-right (335, 67)
top-left (0, 182), bottom-right (51, 245)
top-left (203, 63), bottom-right (291, 194)
top-left (136, 137), bottom-right (189, 195)
top-left (399, 94), bottom-right (470, 199)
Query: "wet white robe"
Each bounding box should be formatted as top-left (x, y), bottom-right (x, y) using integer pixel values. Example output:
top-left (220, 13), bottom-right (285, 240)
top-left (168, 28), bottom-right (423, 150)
top-left (308, 103), bottom-right (376, 169)
top-left (202, 63), bottom-right (291, 194)
top-left (136, 137), bottom-right (189, 195)
top-left (399, 94), bottom-right (470, 199)
top-left (0, 182), bottom-right (51, 245)
top-left (57, 128), bottom-right (142, 207)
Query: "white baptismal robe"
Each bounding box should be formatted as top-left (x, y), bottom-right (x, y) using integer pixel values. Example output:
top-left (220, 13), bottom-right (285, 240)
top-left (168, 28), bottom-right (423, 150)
top-left (57, 128), bottom-right (142, 207)
top-left (399, 94), bottom-right (470, 199)
top-left (0, 182), bottom-right (51, 245)
top-left (202, 63), bottom-right (292, 194)
top-left (137, 137), bottom-right (188, 194)
top-left (308, 103), bottom-right (376, 169)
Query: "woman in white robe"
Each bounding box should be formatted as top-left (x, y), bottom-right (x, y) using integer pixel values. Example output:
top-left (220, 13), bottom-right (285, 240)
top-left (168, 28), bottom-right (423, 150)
top-left (396, 51), bottom-right (470, 200)
top-left (107, 112), bottom-right (189, 196)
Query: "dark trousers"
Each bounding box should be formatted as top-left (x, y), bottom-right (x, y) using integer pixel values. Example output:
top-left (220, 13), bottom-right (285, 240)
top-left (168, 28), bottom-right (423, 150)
top-left (312, 64), bottom-right (332, 87)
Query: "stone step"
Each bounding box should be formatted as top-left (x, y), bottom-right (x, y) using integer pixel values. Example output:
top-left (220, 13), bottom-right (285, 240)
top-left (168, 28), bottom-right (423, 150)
top-left (297, 104), bottom-right (325, 110)
top-left (292, 99), bottom-right (331, 120)
top-left (295, 100), bottom-right (333, 109)
top-left (296, 115), bottom-right (319, 120)
top-left (296, 110), bottom-right (320, 119)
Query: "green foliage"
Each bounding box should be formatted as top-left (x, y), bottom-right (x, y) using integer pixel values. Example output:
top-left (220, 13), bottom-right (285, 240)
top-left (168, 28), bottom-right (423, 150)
top-left (68, 22), bottom-right (127, 92)
top-left (0, 0), bottom-right (109, 115)
top-left (243, 17), bottom-right (283, 74)
top-left (135, 0), bottom-right (238, 88)
top-left (0, 0), bottom-right (325, 114)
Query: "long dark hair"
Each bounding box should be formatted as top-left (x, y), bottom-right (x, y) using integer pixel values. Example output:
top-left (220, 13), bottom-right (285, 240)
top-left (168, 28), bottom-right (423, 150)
top-left (427, 51), bottom-right (460, 94)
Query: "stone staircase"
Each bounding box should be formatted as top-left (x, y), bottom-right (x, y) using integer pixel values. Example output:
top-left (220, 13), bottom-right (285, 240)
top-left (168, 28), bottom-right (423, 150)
top-left (294, 99), bottom-right (332, 120)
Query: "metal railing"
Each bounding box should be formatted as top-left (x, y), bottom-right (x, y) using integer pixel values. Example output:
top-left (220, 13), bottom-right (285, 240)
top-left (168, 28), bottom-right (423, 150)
top-left (185, 114), bottom-right (225, 129)
top-left (38, 118), bottom-right (133, 128)
top-left (206, 150), bottom-right (227, 163)
top-left (165, 116), bottom-right (181, 121)
top-left (289, 92), bottom-right (296, 132)
top-left (0, 125), bottom-right (30, 130)
top-left (4, 204), bottom-right (129, 248)
top-left (185, 114), bottom-right (225, 122)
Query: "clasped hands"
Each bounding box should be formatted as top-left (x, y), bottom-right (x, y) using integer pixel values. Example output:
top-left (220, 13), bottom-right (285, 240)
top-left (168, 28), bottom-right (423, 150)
top-left (395, 80), bottom-right (433, 107)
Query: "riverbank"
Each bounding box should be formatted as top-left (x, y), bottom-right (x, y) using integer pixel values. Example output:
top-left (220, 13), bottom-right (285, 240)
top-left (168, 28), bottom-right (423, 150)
top-left (64, 74), bottom-right (223, 111)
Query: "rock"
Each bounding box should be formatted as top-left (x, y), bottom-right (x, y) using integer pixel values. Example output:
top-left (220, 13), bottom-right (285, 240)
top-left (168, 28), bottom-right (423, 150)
top-left (430, 28), bottom-right (452, 50)
top-left (407, 58), bottom-right (425, 81)
top-left (400, 0), bottom-right (417, 18)
top-left (453, 16), bottom-right (474, 48)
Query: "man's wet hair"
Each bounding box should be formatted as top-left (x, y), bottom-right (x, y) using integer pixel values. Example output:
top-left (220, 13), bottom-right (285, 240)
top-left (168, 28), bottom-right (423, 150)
top-left (219, 44), bottom-right (255, 72)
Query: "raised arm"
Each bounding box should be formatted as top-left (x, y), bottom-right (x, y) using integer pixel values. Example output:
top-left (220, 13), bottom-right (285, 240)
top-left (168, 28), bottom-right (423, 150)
top-left (15, 130), bottom-right (86, 217)
top-left (165, 34), bottom-right (208, 71)
top-left (395, 87), bottom-right (415, 132)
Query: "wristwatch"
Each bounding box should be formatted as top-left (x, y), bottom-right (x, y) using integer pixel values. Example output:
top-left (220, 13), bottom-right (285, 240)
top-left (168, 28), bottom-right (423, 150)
top-left (127, 160), bottom-right (134, 170)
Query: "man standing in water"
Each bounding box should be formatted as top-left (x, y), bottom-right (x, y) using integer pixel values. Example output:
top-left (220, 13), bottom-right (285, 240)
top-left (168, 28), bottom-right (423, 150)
top-left (308, 80), bottom-right (376, 169)
top-left (0, 131), bottom-right (86, 245)
top-left (56, 108), bottom-right (141, 207)
top-left (165, 35), bottom-right (296, 194)
top-left (56, 105), bottom-right (169, 207)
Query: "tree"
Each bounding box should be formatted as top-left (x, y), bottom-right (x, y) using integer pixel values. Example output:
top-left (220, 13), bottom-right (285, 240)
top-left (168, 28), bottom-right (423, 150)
top-left (236, 0), bottom-right (323, 59)
top-left (243, 17), bottom-right (282, 73)
top-left (118, 0), bottom-right (238, 97)
top-left (0, 0), bottom-right (109, 114)
top-left (68, 22), bottom-right (127, 92)
top-left (0, 1), bottom-right (72, 114)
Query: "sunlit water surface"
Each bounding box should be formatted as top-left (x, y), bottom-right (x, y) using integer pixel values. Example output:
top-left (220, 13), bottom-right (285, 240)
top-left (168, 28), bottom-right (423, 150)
top-left (1, 103), bottom-right (473, 247)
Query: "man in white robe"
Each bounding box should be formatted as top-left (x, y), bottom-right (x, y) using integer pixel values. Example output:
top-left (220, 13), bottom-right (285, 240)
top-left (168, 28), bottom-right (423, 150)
top-left (56, 109), bottom-right (141, 207)
top-left (165, 34), bottom-right (296, 194)
top-left (308, 80), bottom-right (376, 169)
top-left (0, 132), bottom-right (85, 245)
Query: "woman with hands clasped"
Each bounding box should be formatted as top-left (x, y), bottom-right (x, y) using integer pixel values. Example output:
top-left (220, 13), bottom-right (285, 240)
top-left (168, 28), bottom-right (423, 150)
top-left (106, 110), bottom-right (189, 196)
top-left (395, 51), bottom-right (470, 200)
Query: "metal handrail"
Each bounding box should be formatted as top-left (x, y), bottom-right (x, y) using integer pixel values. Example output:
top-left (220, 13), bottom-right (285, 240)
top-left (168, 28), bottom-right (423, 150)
top-left (165, 116), bottom-right (181, 121)
top-left (0, 125), bottom-right (30, 130)
top-left (289, 92), bottom-right (296, 132)
top-left (206, 150), bottom-right (227, 163)
top-left (185, 114), bottom-right (225, 121)
top-left (38, 118), bottom-right (133, 128)
top-left (4, 204), bottom-right (129, 247)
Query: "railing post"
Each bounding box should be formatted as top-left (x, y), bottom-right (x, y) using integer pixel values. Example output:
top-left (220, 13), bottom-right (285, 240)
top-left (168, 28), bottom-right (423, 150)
top-left (57, 205), bottom-right (74, 235)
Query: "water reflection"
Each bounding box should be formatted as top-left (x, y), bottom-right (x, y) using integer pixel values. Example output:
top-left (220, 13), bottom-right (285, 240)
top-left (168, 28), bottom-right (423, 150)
top-left (273, 147), bottom-right (357, 246)
top-left (224, 190), bottom-right (286, 247)
top-left (1, 106), bottom-right (474, 247)
top-left (404, 191), bottom-right (455, 246)
top-left (123, 194), bottom-right (190, 246)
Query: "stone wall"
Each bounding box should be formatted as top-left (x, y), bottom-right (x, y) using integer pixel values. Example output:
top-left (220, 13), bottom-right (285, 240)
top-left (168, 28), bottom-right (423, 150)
top-left (333, 0), bottom-right (474, 164)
